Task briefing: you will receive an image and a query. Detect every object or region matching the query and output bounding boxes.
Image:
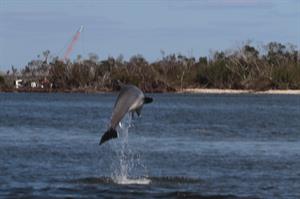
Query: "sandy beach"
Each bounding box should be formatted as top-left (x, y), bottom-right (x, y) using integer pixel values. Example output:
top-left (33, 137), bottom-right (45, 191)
top-left (181, 88), bottom-right (300, 95)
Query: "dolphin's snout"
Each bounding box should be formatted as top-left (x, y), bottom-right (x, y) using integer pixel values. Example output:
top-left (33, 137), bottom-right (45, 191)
top-left (144, 96), bottom-right (153, 104)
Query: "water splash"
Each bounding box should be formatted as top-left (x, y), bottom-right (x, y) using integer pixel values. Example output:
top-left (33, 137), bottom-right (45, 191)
top-left (110, 113), bottom-right (150, 185)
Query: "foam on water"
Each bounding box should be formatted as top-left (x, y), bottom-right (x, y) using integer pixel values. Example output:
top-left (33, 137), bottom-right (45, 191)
top-left (111, 113), bottom-right (151, 185)
top-left (115, 178), bottom-right (151, 185)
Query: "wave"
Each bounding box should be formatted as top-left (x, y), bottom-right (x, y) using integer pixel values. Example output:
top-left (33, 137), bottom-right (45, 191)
top-left (161, 192), bottom-right (259, 199)
top-left (2, 177), bottom-right (260, 199)
top-left (150, 176), bottom-right (202, 184)
top-left (69, 176), bottom-right (202, 185)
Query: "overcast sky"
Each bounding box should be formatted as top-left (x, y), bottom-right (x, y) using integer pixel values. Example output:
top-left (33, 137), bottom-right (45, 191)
top-left (0, 0), bottom-right (299, 70)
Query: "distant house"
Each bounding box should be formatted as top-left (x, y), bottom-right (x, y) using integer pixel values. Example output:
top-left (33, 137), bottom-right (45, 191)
top-left (31, 82), bottom-right (37, 88)
top-left (15, 79), bottom-right (23, 88)
top-left (40, 77), bottom-right (51, 88)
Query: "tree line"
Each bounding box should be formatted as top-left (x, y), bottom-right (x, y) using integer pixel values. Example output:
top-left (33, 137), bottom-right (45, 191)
top-left (0, 41), bottom-right (299, 92)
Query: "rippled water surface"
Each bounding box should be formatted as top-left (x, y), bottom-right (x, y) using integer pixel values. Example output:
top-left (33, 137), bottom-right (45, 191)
top-left (0, 93), bottom-right (300, 198)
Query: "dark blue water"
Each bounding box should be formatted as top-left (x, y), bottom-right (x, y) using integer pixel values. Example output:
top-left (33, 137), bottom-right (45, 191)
top-left (0, 93), bottom-right (299, 199)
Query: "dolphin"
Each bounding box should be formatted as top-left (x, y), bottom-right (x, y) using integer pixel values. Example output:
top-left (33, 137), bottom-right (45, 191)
top-left (99, 84), bottom-right (153, 145)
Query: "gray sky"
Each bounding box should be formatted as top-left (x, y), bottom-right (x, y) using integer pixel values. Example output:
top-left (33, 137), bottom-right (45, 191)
top-left (0, 0), bottom-right (299, 70)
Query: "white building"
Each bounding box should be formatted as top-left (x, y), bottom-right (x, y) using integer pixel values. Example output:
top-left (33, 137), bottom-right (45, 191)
top-left (15, 79), bottom-right (22, 88)
top-left (31, 82), bottom-right (37, 88)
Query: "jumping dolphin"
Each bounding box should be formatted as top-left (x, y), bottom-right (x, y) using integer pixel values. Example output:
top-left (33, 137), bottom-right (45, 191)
top-left (99, 84), bottom-right (153, 145)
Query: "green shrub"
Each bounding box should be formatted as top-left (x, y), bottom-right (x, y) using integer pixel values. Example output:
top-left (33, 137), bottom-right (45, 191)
top-left (0, 75), bottom-right (4, 85)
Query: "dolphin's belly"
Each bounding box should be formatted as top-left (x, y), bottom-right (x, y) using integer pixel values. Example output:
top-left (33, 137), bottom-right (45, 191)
top-left (129, 96), bottom-right (143, 111)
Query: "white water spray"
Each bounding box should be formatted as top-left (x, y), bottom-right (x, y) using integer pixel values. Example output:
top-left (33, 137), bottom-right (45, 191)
top-left (110, 113), bottom-right (150, 185)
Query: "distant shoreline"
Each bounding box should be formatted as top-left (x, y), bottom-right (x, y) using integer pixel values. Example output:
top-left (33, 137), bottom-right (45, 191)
top-left (180, 88), bottom-right (300, 95)
top-left (1, 87), bottom-right (300, 95)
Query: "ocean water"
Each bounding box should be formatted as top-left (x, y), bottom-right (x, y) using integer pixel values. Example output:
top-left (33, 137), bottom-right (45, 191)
top-left (0, 93), bottom-right (299, 199)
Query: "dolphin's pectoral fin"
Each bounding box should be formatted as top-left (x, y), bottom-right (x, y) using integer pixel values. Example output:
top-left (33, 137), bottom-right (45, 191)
top-left (99, 128), bottom-right (118, 145)
top-left (135, 107), bottom-right (142, 117)
top-left (144, 96), bottom-right (153, 104)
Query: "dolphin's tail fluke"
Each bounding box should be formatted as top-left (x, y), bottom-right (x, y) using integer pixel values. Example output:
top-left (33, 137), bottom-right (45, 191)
top-left (99, 128), bottom-right (118, 145)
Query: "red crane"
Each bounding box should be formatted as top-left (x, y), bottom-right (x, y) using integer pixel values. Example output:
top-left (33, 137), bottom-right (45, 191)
top-left (63, 25), bottom-right (84, 61)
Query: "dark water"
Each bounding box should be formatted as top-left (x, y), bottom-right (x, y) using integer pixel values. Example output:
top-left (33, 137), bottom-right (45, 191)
top-left (0, 93), bottom-right (299, 199)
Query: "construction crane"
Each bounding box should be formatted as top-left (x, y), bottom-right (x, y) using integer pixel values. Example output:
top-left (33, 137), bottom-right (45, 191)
top-left (63, 25), bottom-right (84, 61)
